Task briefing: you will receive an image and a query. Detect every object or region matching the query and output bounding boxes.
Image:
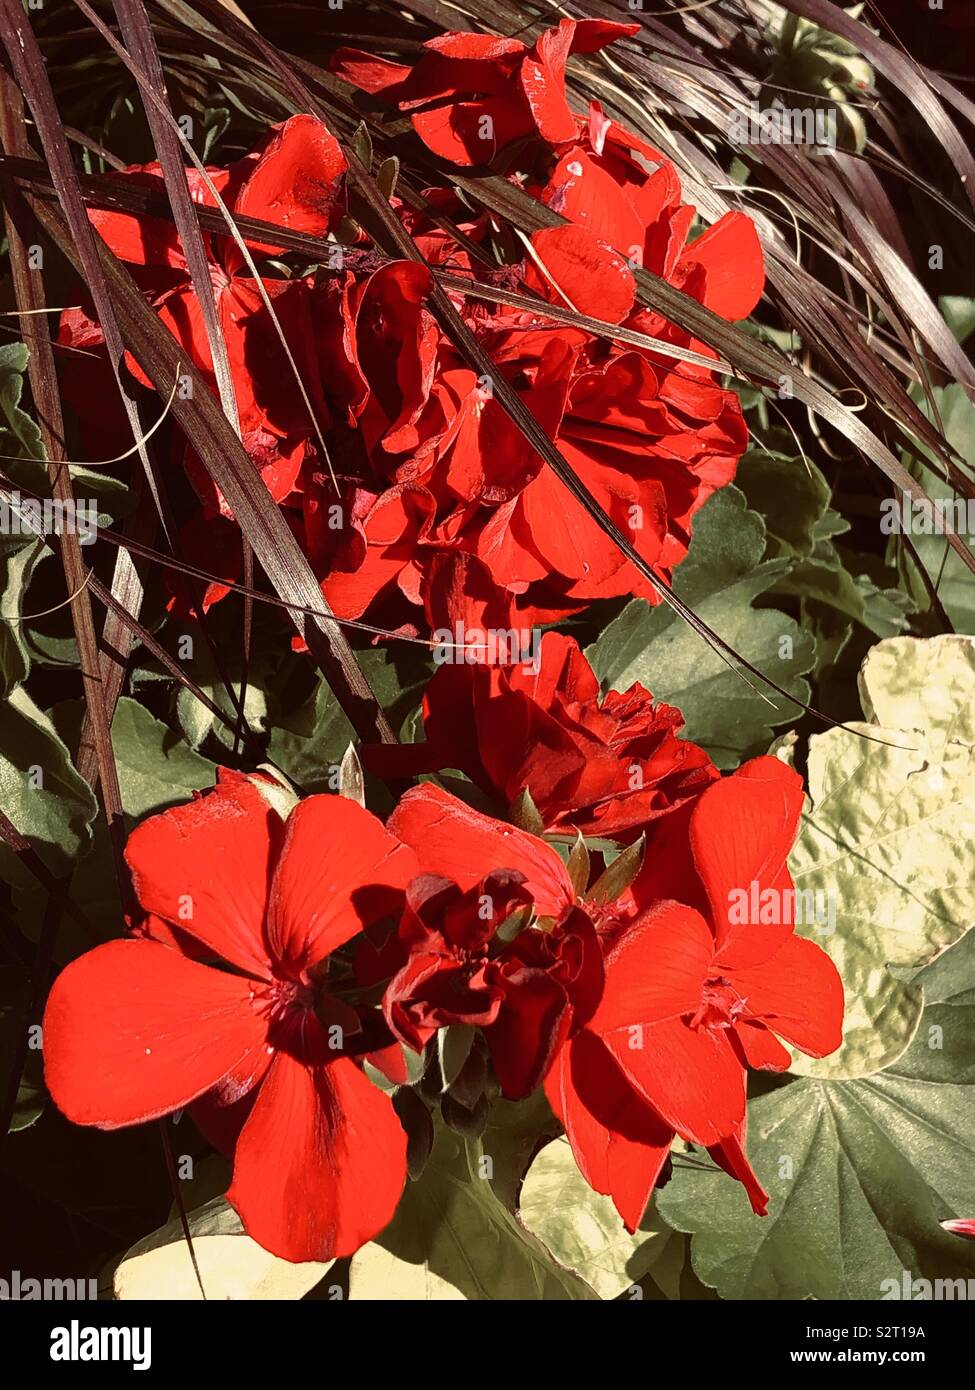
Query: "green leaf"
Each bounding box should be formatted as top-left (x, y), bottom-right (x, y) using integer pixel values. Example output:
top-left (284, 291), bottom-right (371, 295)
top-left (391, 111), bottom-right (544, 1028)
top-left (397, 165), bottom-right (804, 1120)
top-left (348, 1240), bottom-right (466, 1300)
top-left (787, 634), bottom-right (975, 1079)
top-left (53, 695), bottom-right (217, 822)
top-left (0, 342), bottom-right (129, 515)
top-left (736, 446), bottom-right (835, 560)
top-left (269, 646), bottom-right (430, 792)
top-left (508, 785), bottom-right (545, 834)
top-left (376, 1116), bottom-right (598, 1299)
top-left (376, 154), bottom-right (400, 202)
top-left (858, 634), bottom-right (975, 742)
top-left (566, 831), bottom-right (590, 899)
top-left (116, 697), bottom-right (219, 820)
top-left (519, 1136), bottom-right (680, 1299)
top-left (13, 699), bottom-right (217, 953)
top-left (0, 535), bottom-right (46, 698)
top-left (939, 295), bottom-right (975, 347)
top-left (657, 928), bottom-right (975, 1300)
top-left (174, 647), bottom-right (270, 753)
top-left (587, 486), bottom-right (815, 767)
top-left (0, 342), bottom-right (44, 461)
top-left (114, 1196), bottom-right (333, 1300)
top-left (737, 445), bottom-right (909, 641)
top-left (392, 1084), bottom-right (435, 1180)
top-left (0, 685), bottom-right (97, 880)
top-left (438, 1024), bottom-right (476, 1091)
top-left (351, 120), bottom-right (373, 171)
top-left (587, 833), bottom-right (644, 904)
top-left (780, 552), bottom-right (911, 640)
top-left (112, 700), bottom-right (218, 817)
top-left (338, 741), bottom-right (365, 807)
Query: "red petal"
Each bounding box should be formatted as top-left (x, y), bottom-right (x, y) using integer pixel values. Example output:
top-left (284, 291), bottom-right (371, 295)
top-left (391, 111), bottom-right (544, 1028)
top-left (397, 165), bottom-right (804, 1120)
top-left (388, 783), bottom-right (574, 916)
top-left (330, 48), bottom-right (413, 97)
top-left (88, 165), bottom-right (187, 268)
top-left (679, 211), bottom-right (764, 320)
top-left (690, 756), bottom-right (805, 968)
top-left (520, 24), bottom-right (577, 145)
top-left (228, 1053), bottom-right (407, 1261)
top-left (165, 513), bottom-right (241, 614)
top-left (589, 901), bottom-right (714, 1034)
top-left (155, 286), bottom-right (217, 385)
top-left (520, 60), bottom-right (577, 144)
top-left (423, 33), bottom-right (525, 60)
top-left (410, 95), bottom-right (530, 166)
top-left (476, 685), bottom-right (585, 819)
top-left (485, 966), bottom-right (571, 1099)
top-left (527, 225), bottom-right (636, 323)
top-left (731, 1020), bottom-right (792, 1072)
top-left (731, 934), bottom-right (844, 1060)
top-left (518, 21), bottom-right (636, 148)
top-left (422, 546), bottom-right (516, 635)
top-left (43, 940), bottom-right (267, 1128)
top-left (124, 770), bottom-right (280, 978)
top-left (546, 1032), bottom-right (672, 1232)
top-left (568, 20), bottom-right (641, 54)
top-left (267, 795), bottom-right (418, 974)
top-left (323, 485), bottom-right (436, 621)
top-left (708, 1126), bottom-right (769, 1215)
top-left (516, 456), bottom-right (620, 589)
top-left (235, 114), bottom-right (347, 247)
top-left (604, 1014), bottom-right (745, 1146)
top-left (542, 148), bottom-right (646, 256)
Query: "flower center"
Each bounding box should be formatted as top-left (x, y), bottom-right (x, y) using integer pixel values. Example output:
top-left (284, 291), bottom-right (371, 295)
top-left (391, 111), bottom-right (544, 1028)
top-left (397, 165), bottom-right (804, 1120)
top-left (688, 976), bottom-right (747, 1032)
top-left (256, 975), bottom-right (312, 1017)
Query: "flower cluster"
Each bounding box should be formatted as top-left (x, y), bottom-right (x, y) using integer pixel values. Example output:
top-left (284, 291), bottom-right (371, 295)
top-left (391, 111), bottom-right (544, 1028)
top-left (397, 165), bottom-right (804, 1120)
top-left (44, 638), bottom-right (842, 1261)
top-left (60, 20), bottom-right (763, 633)
top-left (42, 20), bottom-right (842, 1270)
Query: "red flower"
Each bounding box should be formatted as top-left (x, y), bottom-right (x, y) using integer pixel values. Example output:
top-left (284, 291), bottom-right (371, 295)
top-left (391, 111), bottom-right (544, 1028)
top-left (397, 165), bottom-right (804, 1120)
top-left (55, 80), bottom-right (763, 648)
top-left (381, 869), bottom-right (602, 1099)
top-left (42, 770), bottom-right (417, 1262)
top-left (333, 20), bottom-right (639, 166)
top-left (367, 576), bottom-right (717, 838)
top-left (388, 759), bottom-right (843, 1227)
top-left (305, 106), bottom-right (763, 624)
top-left (442, 125), bottom-right (763, 610)
top-left (547, 757), bottom-right (843, 1228)
top-left (59, 115), bottom-right (345, 512)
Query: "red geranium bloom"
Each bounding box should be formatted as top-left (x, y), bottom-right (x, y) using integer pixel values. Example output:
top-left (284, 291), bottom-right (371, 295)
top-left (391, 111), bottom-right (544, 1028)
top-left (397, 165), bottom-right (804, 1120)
top-left (333, 20), bottom-right (639, 166)
top-left (388, 760), bottom-right (843, 1226)
top-left (59, 114), bottom-right (344, 512)
top-left (380, 869), bottom-right (602, 1099)
top-left (441, 127), bottom-right (762, 611)
top-left (367, 561), bottom-right (717, 837)
top-left (42, 770), bottom-right (417, 1262)
top-left (301, 107), bottom-right (763, 624)
top-left (547, 756), bottom-right (843, 1228)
